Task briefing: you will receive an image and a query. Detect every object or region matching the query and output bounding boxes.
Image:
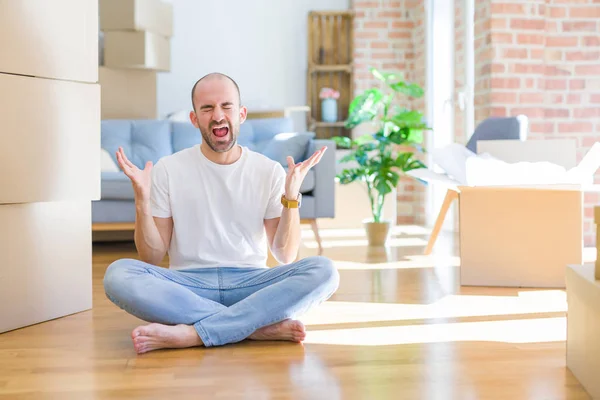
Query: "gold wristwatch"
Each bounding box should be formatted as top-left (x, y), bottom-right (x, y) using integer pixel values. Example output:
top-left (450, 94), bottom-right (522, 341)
top-left (281, 193), bottom-right (302, 209)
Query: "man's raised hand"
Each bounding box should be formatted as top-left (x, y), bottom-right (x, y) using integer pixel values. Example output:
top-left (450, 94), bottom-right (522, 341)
top-left (116, 147), bottom-right (153, 203)
top-left (284, 146), bottom-right (327, 200)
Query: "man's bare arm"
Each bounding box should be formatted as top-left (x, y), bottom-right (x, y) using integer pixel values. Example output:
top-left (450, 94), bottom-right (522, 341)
top-left (116, 147), bottom-right (172, 266)
top-left (265, 211), bottom-right (300, 264)
top-left (264, 146), bottom-right (327, 264)
top-left (134, 203), bottom-right (173, 266)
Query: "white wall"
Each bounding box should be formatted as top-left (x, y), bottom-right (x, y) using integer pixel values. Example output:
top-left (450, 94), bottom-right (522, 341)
top-left (157, 0), bottom-right (350, 121)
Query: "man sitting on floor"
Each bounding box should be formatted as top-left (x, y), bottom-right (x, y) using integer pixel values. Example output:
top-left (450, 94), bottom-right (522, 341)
top-left (103, 72), bottom-right (339, 354)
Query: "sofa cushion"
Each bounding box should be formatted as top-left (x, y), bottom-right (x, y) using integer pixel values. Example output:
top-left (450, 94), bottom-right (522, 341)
top-left (172, 122), bottom-right (201, 153)
top-left (100, 148), bottom-right (119, 172)
top-left (100, 120), bottom-right (130, 165)
top-left (261, 132), bottom-right (315, 166)
top-left (101, 171), bottom-right (135, 200)
top-left (296, 169), bottom-right (315, 193)
top-left (248, 117), bottom-right (294, 142)
top-left (237, 122), bottom-right (255, 149)
top-left (101, 120), bottom-right (172, 169)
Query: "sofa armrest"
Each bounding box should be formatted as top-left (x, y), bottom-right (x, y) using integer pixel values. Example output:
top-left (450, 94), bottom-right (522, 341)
top-left (307, 139), bottom-right (336, 218)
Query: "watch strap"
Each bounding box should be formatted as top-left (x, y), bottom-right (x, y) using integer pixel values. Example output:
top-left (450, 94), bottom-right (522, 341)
top-left (281, 194), bottom-right (301, 208)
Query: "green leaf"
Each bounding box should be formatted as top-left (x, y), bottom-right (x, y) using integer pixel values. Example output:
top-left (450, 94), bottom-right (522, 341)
top-left (389, 81), bottom-right (425, 98)
top-left (372, 132), bottom-right (392, 146)
top-left (389, 170), bottom-right (400, 186)
top-left (332, 136), bottom-right (352, 148)
top-left (345, 88), bottom-right (383, 129)
top-left (374, 173), bottom-right (394, 195)
top-left (388, 129), bottom-right (408, 145)
top-left (370, 67), bottom-right (402, 83)
top-left (406, 159), bottom-right (427, 171)
top-left (338, 152), bottom-right (356, 163)
top-left (383, 120), bottom-right (399, 136)
top-left (406, 129), bottom-right (424, 145)
top-left (353, 133), bottom-right (376, 146)
top-left (395, 153), bottom-right (412, 168)
top-left (358, 142), bottom-right (378, 152)
top-left (354, 149), bottom-right (369, 166)
top-left (337, 168), bottom-right (365, 184)
top-left (395, 152), bottom-right (427, 172)
top-left (383, 93), bottom-right (394, 117)
top-left (391, 110), bottom-right (424, 126)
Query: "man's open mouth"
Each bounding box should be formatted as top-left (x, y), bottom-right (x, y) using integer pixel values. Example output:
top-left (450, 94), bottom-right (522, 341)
top-left (212, 126), bottom-right (229, 138)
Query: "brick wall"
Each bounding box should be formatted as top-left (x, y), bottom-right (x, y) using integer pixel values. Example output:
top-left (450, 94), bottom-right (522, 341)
top-left (476, 0), bottom-right (600, 245)
top-left (454, 3), bottom-right (467, 145)
top-left (353, 1), bottom-right (412, 93)
top-left (353, 0), bottom-right (427, 225)
top-left (474, 1), bottom-right (495, 128)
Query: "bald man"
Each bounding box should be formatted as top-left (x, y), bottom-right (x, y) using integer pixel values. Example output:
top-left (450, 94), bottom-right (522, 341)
top-left (103, 73), bottom-right (339, 354)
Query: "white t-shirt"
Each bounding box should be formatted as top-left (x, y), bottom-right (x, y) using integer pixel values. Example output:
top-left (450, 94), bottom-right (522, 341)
top-left (150, 144), bottom-right (286, 270)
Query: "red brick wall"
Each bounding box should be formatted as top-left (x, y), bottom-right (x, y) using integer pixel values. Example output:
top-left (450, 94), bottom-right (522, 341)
top-left (353, 0), bottom-right (427, 225)
top-left (353, 1), bottom-right (413, 94)
top-left (476, 0), bottom-right (600, 245)
top-left (454, 3), bottom-right (466, 145)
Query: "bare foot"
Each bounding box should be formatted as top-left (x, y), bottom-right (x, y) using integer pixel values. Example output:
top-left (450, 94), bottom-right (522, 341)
top-left (249, 319), bottom-right (306, 343)
top-left (131, 323), bottom-right (203, 354)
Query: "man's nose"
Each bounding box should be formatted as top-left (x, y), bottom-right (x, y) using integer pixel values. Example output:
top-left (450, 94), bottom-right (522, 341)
top-left (212, 107), bottom-right (225, 122)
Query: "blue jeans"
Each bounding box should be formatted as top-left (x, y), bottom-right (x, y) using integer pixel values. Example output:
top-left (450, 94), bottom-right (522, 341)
top-left (103, 256), bottom-right (339, 347)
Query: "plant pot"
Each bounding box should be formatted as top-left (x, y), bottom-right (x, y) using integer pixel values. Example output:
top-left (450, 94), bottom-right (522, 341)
top-left (363, 220), bottom-right (391, 247)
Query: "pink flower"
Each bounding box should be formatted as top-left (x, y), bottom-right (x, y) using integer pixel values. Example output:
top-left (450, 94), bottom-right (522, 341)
top-left (319, 87), bottom-right (340, 99)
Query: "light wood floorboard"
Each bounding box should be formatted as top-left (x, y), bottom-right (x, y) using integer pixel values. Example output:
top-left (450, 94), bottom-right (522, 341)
top-left (0, 226), bottom-right (590, 399)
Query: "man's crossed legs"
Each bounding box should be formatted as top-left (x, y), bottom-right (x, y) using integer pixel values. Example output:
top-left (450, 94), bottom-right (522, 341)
top-left (103, 256), bottom-right (339, 353)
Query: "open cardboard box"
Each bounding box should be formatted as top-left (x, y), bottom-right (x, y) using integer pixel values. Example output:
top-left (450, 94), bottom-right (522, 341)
top-left (408, 139), bottom-right (600, 288)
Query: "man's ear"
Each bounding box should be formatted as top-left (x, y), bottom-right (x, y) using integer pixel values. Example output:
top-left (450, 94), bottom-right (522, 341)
top-left (239, 105), bottom-right (248, 124)
top-left (189, 110), bottom-right (199, 128)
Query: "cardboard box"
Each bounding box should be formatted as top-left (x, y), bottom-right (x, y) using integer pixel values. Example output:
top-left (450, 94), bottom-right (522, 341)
top-left (0, 201), bottom-right (93, 333)
top-left (104, 31), bottom-right (170, 71)
top-left (0, 0), bottom-right (98, 83)
top-left (0, 73), bottom-right (100, 204)
top-left (100, 0), bottom-right (173, 38)
top-left (566, 264), bottom-right (600, 399)
top-left (99, 66), bottom-right (158, 119)
top-left (458, 185), bottom-right (583, 287)
top-left (409, 139), bottom-right (600, 288)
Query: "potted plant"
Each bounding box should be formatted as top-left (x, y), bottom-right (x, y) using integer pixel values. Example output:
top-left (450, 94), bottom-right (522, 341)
top-left (332, 67), bottom-right (430, 246)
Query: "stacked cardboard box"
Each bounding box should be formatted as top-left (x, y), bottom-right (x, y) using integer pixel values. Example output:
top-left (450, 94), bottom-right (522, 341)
top-left (566, 263), bottom-right (600, 399)
top-left (0, 0), bottom-right (100, 333)
top-left (99, 0), bottom-right (173, 119)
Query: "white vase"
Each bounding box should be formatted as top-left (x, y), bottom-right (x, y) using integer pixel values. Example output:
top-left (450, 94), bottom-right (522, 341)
top-left (321, 98), bottom-right (337, 122)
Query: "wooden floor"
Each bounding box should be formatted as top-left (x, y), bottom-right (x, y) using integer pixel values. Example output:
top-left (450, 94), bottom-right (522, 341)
top-left (0, 225), bottom-right (591, 399)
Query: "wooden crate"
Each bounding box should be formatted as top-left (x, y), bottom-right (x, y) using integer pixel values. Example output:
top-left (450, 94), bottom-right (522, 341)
top-left (307, 11), bottom-right (353, 65)
top-left (307, 11), bottom-right (354, 140)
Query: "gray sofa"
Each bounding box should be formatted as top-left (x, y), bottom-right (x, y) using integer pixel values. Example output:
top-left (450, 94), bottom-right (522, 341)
top-left (93, 117), bottom-right (335, 251)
